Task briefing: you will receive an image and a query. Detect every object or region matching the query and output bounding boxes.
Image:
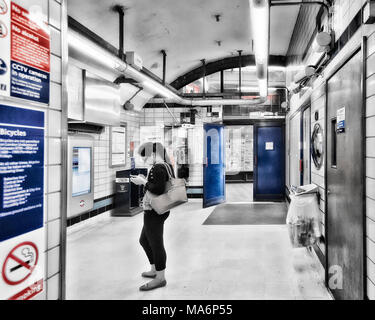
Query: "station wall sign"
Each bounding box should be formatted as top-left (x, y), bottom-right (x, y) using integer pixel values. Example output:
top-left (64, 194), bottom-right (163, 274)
top-left (0, 104), bottom-right (45, 300)
top-left (0, 0), bottom-right (50, 104)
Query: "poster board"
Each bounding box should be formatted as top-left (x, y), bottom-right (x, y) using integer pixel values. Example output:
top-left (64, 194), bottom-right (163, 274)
top-left (0, 104), bottom-right (45, 300)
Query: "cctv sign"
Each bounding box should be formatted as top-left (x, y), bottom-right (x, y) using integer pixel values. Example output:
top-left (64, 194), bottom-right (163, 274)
top-left (0, 0), bottom-right (50, 104)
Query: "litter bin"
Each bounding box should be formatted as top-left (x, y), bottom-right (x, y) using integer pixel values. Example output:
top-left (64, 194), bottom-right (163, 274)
top-left (112, 168), bottom-right (147, 216)
top-left (286, 184), bottom-right (321, 248)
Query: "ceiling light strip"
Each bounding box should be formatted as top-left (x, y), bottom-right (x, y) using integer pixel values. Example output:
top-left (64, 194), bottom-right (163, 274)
top-left (249, 0), bottom-right (270, 98)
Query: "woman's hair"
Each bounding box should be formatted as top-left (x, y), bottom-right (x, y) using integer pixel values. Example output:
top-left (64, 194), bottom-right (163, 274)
top-left (138, 142), bottom-right (171, 164)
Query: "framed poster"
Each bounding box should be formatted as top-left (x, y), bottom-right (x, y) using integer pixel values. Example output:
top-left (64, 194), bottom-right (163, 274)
top-left (109, 125), bottom-right (127, 167)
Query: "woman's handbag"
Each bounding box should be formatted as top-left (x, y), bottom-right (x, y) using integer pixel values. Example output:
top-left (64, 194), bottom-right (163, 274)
top-left (150, 163), bottom-right (188, 214)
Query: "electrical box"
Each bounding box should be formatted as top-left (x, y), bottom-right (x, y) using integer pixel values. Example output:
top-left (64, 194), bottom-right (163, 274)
top-left (67, 134), bottom-right (94, 218)
top-left (125, 51), bottom-right (143, 70)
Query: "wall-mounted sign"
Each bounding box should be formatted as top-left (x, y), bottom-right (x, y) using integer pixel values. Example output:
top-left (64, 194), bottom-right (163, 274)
top-left (110, 126), bottom-right (127, 168)
top-left (0, 104), bottom-right (45, 300)
top-left (337, 107), bottom-right (346, 133)
top-left (0, 1), bottom-right (50, 104)
top-left (265, 142), bottom-right (274, 150)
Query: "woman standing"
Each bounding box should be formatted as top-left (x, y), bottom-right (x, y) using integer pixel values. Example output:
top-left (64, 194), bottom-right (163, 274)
top-left (130, 142), bottom-right (174, 291)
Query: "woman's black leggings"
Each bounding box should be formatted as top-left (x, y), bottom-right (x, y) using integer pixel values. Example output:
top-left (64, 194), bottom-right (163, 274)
top-left (139, 210), bottom-right (169, 271)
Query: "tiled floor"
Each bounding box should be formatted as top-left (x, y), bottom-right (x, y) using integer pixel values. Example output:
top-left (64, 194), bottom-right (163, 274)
top-left (66, 200), bottom-right (332, 300)
top-left (226, 183), bottom-right (253, 202)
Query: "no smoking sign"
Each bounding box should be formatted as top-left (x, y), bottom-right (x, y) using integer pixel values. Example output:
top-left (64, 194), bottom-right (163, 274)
top-left (2, 242), bottom-right (39, 286)
top-left (0, 235), bottom-right (44, 300)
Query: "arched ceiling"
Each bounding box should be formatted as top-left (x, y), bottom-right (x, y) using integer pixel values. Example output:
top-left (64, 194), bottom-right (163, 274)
top-left (67, 0), bottom-right (301, 84)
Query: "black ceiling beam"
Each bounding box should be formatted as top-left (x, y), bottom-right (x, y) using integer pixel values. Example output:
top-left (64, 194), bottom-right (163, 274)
top-left (170, 55), bottom-right (286, 90)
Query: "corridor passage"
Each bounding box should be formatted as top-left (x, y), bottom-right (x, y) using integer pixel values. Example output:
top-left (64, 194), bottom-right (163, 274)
top-left (66, 200), bottom-right (331, 300)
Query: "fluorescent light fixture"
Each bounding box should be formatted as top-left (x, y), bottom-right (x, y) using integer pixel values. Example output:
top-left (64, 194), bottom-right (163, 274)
top-left (249, 0), bottom-right (270, 98)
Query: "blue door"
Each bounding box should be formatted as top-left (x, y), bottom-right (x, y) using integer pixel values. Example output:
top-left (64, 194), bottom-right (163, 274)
top-left (203, 123), bottom-right (225, 208)
top-left (254, 124), bottom-right (285, 201)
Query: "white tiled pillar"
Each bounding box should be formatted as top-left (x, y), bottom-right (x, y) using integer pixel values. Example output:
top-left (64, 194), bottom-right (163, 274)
top-left (0, 0), bottom-right (67, 300)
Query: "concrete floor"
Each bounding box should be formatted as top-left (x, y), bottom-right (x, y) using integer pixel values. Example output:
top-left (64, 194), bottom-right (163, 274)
top-left (226, 183), bottom-right (253, 202)
top-left (66, 200), bottom-right (332, 300)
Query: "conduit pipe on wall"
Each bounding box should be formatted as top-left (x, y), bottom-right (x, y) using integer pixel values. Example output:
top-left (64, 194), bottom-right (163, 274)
top-left (68, 29), bottom-right (267, 106)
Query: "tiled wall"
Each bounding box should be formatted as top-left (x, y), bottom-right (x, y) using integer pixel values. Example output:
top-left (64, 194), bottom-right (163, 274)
top-left (43, 0), bottom-right (64, 301)
top-left (85, 111), bottom-right (141, 201)
top-left (286, 0), bottom-right (375, 300)
top-left (365, 30), bottom-right (375, 301)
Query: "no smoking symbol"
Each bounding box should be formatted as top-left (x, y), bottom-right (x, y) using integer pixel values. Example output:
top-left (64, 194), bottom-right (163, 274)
top-left (2, 242), bottom-right (39, 286)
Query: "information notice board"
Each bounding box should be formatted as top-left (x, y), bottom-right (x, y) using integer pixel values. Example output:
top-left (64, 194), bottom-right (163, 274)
top-left (0, 104), bottom-right (45, 300)
top-left (0, 0), bottom-right (50, 104)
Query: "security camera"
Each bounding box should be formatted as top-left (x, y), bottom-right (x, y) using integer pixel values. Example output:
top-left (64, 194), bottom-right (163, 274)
top-left (123, 101), bottom-right (134, 111)
top-left (314, 31), bottom-right (332, 53)
top-left (293, 66), bottom-right (316, 84)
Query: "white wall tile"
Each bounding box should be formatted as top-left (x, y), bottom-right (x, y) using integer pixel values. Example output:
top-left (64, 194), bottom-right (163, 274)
top-left (48, 110), bottom-right (62, 137)
top-left (47, 273), bottom-right (60, 300)
top-left (47, 219), bottom-right (60, 249)
top-left (367, 117), bottom-right (375, 137)
top-left (367, 95), bottom-right (375, 118)
top-left (367, 177), bottom-right (375, 200)
top-left (47, 246), bottom-right (60, 278)
top-left (367, 157), bottom-right (375, 179)
top-left (368, 217), bottom-right (375, 243)
top-left (367, 258), bottom-right (375, 285)
top-left (48, 138), bottom-right (62, 165)
top-left (50, 55), bottom-right (62, 84)
top-left (50, 82), bottom-right (62, 110)
top-left (368, 32), bottom-right (375, 58)
top-left (367, 138), bottom-right (375, 157)
top-left (368, 237), bottom-right (375, 264)
top-left (367, 197), bottom-right (375, 221)
top-left (49, 0), bottom-right (61, 30)
top-left (368, 278), bottom-right (375, 300)
top-left (47, 192), bottom-right (61, 221)
top-left (48, 165), bottom-right (61, 193)
top-left (50, 27), bottom-right (61, 57)
top-left (367, 73), bottom-right (375, 98)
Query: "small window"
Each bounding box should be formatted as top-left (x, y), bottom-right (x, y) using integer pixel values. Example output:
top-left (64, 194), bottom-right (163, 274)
top-left (331, 118), bottom-right (337, 168)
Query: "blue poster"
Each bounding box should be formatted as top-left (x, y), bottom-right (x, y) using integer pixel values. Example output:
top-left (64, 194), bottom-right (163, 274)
top-left (10, 61), bottom-right (50, 104)
top-left (0, 105), bottom-right (45, 242)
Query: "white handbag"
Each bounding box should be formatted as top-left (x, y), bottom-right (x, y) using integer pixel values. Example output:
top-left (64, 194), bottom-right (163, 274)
top-left (150, 163), bottom-right (188, 214)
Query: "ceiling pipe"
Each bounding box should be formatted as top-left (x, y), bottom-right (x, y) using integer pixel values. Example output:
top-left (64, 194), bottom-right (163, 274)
top-left (201, 59), bottom-right (206, 98)
top-left (161, 50), bottom-right (167, 85)
top-left (238, 50), bottom-right (243, 98)
top-left (68, 28), bottom-right (266, 106)
top-left (113, 5), bottom-right (126, 60)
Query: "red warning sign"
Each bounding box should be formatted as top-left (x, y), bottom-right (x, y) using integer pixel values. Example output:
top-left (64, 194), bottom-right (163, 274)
top-left (2, 241), bottom-right (39, 286)
top-left (10, 2), bottom-right (50, 72)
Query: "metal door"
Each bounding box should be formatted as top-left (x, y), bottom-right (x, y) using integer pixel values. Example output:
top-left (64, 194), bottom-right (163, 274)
top-left (203, 123), bottom-right (225, 208)
top-left (254, 123), bottom-right (285, 201)
top-left (326, 50), bottom-right (364, 300)
top-left (289, 113), bottom-right (301, 187)
top-left (302, 106), bottom-right (311, 185)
